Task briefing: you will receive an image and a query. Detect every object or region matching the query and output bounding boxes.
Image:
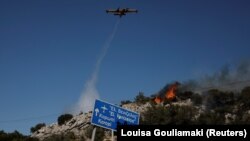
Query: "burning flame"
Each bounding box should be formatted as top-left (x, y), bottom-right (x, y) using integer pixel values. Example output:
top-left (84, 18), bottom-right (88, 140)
top-left (165, 83), bottom-right (178, 101)
top-left (154, 82), bottom-right (179, 104)
top-left (154, 96), bottom-right (162, 104)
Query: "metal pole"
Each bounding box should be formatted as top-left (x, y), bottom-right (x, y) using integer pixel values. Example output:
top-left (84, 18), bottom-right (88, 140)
top-left (91, 127), bottom-right (97, 141)
top-left (112, 130), bottom-right (114, 141)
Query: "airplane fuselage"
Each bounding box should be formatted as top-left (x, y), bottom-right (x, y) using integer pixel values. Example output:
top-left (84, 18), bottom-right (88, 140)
top-left (106, 8), bottom-right (138, 17)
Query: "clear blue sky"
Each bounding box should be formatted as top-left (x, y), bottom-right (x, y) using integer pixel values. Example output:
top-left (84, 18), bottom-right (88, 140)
top-left (0, 0), bottom-right (250, 135)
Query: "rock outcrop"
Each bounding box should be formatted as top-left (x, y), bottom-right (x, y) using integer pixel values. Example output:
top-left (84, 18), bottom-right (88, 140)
top-left (31, 112), bottom-right (92, 140)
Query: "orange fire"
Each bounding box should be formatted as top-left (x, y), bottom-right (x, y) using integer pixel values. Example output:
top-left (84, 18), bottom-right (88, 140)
top-left (165, 83), bottom-right (178, 101)
top-left (154, 96), bottom-right (162, 104)
top-left (154, 82), bottom-right (179, 104)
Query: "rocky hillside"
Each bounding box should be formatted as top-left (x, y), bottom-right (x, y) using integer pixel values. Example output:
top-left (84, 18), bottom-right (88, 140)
top-left (31, 112), bottom-right (91, 140)
top-left (31, 102), bottom-right (152, 141)
top-left (30, 86), bottom-right (250, 141)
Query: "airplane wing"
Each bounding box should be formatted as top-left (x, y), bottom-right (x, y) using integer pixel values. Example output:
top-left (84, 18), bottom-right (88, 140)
top-left (106, 8), bottom-right (120, 13)
top-left (125, 9), bottom-right (138, 13)
top-left (106, 9), bottom-right (117, 13)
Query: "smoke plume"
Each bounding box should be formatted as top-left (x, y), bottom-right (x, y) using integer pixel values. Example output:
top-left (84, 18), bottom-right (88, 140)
top-left (181, 60), bottom-right (250, 93)
top-left (75, 20), bottom-right (120, 114)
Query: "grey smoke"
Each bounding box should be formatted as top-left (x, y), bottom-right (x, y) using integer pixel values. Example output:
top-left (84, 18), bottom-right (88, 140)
top-left (75, 20), bottom-right (120, 114)
top-left (181, 60), bottom-right (250, 93)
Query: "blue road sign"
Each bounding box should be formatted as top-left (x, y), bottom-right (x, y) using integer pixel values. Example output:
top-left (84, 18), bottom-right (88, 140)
top-left (91, 99), bottom-right (139, 131)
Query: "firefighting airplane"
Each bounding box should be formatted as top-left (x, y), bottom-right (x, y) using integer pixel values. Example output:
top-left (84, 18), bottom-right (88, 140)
top-left (106, 8), bottom-right (138, 17)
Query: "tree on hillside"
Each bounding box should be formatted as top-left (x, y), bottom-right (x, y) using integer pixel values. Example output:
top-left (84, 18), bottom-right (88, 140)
top-left (196, 111), bottom-right (225, 125)
top-left (177, 91), bottom-right (193, 100)
top-left (30, 123), bottom-right (46, 133)
top-left (134, 92), bottom-right (150, 104)
top-left (239, 86), bottom-right (250, 106)
top-left (204, 89), bottom-right (234, 110)
top-left (232, 86), bottom-right (250, 124)
top-left (57, 114), bottom-right (73, 126)
top-left (0, 130), bottom-right (39, 141)
top-left (120, 100), bottom-right (132, 106)
top-left (140, 105), bottom-right (198, 125)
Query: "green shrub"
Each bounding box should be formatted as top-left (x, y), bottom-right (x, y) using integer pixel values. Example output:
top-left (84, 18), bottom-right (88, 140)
top-left (191, 93), bottom-right (203, 106)
top-left (30, 123), bottom-right (46, 133)
top-left (177, 91), bottom-right (193, 100)
top-left (141, 105), bottom-right (198, 125)
top-left (205, 89), bottom-right (234, 110)
top-left (57, 114), bottom-right (73, 126)
top-left (196, 111), bottom-right (225, 125)
top-left (134, 92), bottom-right (150, 104)
top-left (238, 86), bottom-right (250, 107)
top-left (120, 100), bottom-right (132, 106)
top-left (0, 130), bottom-right (39, 141)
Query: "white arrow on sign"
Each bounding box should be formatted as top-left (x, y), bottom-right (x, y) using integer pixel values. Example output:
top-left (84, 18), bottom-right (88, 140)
top-left (95, 108), bottom-right (99, 116)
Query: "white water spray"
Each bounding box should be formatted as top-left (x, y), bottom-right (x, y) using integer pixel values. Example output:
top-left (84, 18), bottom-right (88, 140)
top-left (75, 20), bottom-right (120, 114)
